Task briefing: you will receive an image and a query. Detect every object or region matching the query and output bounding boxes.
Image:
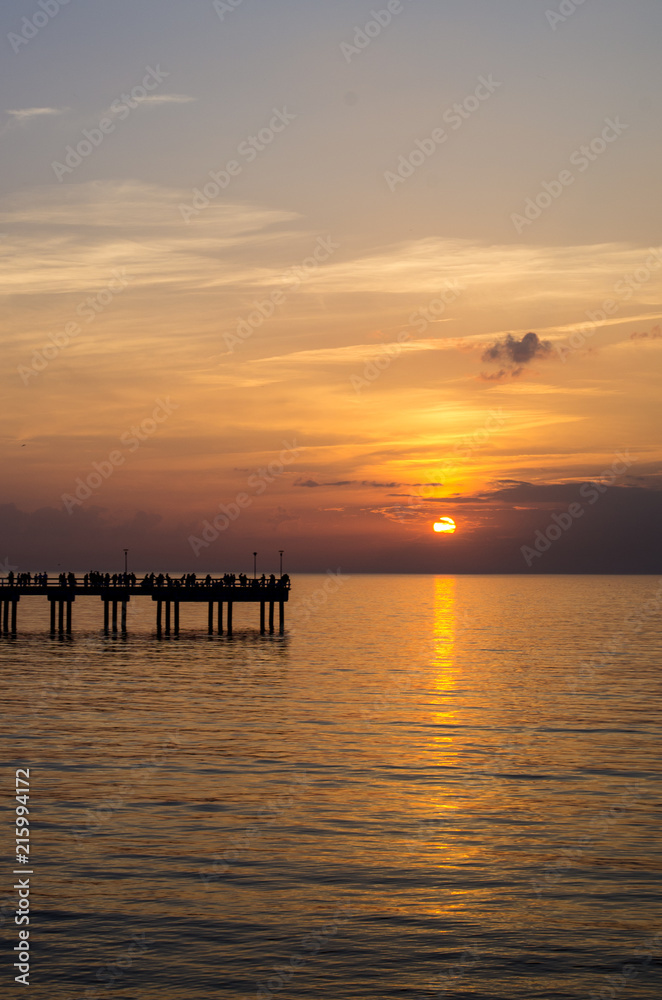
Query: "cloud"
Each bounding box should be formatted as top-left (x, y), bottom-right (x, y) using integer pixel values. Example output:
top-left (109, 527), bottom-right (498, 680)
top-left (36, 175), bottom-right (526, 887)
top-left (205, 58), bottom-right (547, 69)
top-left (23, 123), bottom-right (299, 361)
top-left (106, 94), bottom-right (195, 118)
top-left (631, 326), bottom-right (662, 340)
top-left (480, 331), bottom-right (553, 380)
top-left (3, 107), bottom-right (69, 133)
top-left (6, 107), bottom-right (69, 122)
top-left (294, 478), bottom-right (402, 489)
top-left (0, 179), bottom-right (300, 295)
top-left (136, 94), bottom-right (194, 106)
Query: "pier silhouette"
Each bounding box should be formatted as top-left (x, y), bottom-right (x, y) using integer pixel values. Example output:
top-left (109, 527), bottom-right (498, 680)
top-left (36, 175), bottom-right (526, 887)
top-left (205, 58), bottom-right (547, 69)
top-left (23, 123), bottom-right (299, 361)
top-left (0, 572), bottom-right (290, 636)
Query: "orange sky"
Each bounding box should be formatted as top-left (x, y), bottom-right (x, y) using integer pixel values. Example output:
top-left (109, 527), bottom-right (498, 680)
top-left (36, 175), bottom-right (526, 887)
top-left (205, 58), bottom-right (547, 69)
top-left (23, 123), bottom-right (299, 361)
top-left (2, 1), bottom-right (661, 571)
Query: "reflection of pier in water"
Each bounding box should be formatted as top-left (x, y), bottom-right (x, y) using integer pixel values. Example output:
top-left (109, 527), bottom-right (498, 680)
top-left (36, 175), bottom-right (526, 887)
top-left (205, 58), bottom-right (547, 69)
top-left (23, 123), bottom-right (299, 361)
top-left (0, 575), bottom-right (290, 636)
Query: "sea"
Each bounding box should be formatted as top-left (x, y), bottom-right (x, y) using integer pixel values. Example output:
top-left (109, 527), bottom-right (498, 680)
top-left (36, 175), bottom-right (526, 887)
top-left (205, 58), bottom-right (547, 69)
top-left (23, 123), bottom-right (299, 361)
top-left (1, 574), bottom-right (661, 999)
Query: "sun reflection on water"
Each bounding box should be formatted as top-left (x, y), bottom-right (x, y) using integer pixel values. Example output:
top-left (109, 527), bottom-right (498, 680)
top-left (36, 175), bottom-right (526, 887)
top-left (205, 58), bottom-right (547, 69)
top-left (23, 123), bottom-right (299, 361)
top-left (430, 576), bottom-right (459, 735)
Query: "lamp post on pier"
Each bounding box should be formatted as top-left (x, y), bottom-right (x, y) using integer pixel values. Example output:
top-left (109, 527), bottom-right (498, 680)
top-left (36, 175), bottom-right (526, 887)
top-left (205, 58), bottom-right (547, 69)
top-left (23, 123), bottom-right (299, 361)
top-left (253, 552), bottom-right (257, 580)
top-left (123, 549), bottom-right (128, 574)
top-left (279, 550), bottom-right (284, 577)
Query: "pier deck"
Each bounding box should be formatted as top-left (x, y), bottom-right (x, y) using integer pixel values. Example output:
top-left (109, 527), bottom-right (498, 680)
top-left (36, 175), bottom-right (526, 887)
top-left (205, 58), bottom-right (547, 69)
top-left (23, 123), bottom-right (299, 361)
top-left (0, 575), bottom-right (290, 636)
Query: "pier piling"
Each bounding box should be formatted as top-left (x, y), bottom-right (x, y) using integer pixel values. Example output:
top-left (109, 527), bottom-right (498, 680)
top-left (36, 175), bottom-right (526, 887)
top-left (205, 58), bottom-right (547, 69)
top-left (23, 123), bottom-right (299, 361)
top-left (1, 574), bottom-right (289, 637)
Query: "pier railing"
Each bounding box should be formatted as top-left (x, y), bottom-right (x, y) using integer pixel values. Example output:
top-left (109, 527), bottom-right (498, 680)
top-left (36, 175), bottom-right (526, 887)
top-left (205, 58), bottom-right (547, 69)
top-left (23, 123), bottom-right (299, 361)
top-left (0, 574), bottom-right (290, 636)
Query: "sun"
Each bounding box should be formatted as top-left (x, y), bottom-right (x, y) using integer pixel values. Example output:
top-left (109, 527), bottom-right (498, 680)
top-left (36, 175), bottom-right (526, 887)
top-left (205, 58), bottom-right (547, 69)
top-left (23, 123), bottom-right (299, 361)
top-left (433, 517), bottom-right (457, 534)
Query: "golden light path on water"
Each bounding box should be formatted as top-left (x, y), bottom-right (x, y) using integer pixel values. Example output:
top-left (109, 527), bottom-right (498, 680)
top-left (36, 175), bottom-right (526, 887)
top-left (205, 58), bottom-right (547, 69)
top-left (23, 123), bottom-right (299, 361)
top-left (424, 579), bottom-right (461, 869)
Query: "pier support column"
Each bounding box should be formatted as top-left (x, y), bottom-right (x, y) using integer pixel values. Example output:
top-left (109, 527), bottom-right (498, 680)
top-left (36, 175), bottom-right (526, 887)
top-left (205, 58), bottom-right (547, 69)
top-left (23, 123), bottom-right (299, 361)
top-left (2, 600), bottom-right (8, 634)
top-left (208, 602), bottom-right (214, 635)
top-left (279, 601), bottom-right (285, 634)
top-left (121, 601), bottom-right (127, 633)
top-left (227, 602), bottom-right (233, 636)
top-left (58, 601), bottom-right (64, 634)
top-left (174, 602), bottom-right (180, 636)
top-left (260, 602), bottom-right (265, 634)
top-left (217, 602), bottom-right (223, 635)
top-left (103, 601), bottom-right (109, 632)
top-left (66, 601), bottom-right (72, 635)
top-left (50, 600), bottom-right (56, 634)
top-left (11, 600), bottom-right (17, 635)
top-left (269, 601), bottom-right (274, 633)
top-left (157, 600), bottom-right (163, 636)
top-left (112, 602), bottom-right (118, 634)
top-left (165, 601), bottom-right (171, 635)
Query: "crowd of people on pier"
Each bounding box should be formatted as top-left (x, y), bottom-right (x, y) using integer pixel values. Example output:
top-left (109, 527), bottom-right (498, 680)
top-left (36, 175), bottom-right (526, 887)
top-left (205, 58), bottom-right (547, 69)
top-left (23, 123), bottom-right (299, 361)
top-left (5, 572), bottom-right (50, 587)
top-left (0, 570), bottom-right (290, 590)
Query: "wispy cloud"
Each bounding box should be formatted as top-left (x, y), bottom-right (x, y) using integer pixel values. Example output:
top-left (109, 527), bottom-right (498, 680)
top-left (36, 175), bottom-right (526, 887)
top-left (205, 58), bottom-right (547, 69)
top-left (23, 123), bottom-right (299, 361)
top-left (137, 94), bottom-right (195, 106)
top-left (0, 180), bottom-right (300, 295)
top-left (294, 478), bottom-right (403, 489)
top-left (3, 107), bottom-right (69, 133)
top-left (105, 93), bottom-right (195, 118)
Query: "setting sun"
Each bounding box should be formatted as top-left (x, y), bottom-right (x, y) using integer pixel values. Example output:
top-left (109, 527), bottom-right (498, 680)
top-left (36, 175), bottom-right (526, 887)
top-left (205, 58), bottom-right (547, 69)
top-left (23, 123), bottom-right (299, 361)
top-left (434, 518), bottom-right (457, 534)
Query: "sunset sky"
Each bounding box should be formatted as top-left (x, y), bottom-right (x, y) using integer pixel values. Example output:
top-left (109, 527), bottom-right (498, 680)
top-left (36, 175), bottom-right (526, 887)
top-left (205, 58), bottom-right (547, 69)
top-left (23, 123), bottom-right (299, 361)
top-left (2, 0), bottom-right (661, 572)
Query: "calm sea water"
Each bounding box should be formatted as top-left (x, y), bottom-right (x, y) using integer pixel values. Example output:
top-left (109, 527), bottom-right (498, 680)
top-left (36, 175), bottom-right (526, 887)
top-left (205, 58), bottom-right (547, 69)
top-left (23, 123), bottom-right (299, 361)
top-left (1, 575), bottom-right (661, 999)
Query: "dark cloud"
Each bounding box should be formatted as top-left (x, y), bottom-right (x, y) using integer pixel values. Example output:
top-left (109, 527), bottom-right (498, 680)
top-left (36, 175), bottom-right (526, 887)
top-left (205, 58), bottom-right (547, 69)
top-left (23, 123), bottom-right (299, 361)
top-left (294, 479), bottom-right (402, 489)
top-left (294, 479), bottom-right (353, 488)
top-left (631, 327), bottom-right (662, 340)
top-left (479, 369), bottom-right (511, 382)
top-left (366, 480), bottom-right (662, 574)
top-left (2, 474), bottom-right (660, 574)
top-left (480, 331), bottom-right (552, 380)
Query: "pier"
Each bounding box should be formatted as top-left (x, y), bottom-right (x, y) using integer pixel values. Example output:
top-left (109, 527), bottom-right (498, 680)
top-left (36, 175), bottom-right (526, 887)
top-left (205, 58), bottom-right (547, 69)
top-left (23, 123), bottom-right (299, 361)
top-left (0, 573), bottom-right (290, 636)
